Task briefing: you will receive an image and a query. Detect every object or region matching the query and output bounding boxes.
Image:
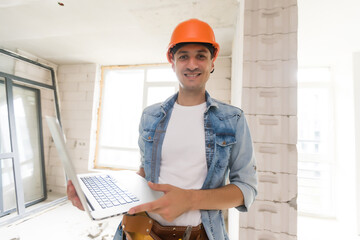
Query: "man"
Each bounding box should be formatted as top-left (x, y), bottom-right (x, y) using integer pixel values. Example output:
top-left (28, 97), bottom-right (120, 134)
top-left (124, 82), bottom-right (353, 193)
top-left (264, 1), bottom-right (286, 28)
top-left (68, 18), bottom-right (257, 240)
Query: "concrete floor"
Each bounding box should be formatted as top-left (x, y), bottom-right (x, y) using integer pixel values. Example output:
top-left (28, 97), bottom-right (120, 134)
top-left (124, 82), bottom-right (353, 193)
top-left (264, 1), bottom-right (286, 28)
top-left (2, 198), bottom-right (360, 240)
top-left (0, 200), bottom-right (122, 240)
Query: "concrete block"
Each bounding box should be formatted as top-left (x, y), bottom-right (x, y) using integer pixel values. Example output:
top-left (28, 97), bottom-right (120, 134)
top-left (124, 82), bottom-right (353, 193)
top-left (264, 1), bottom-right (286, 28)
top-left (50, 165), bottom-right (66, 177)
top-left (62, 119), bottom-right (92, 131)
top-left (40, 88), bottom-right (56, 100)
top-left (257, 172), bottom-right (297, 202)
top-left (86, 91), bottom-right (95, 102)
top-left (65, 126), bottom-right (91, 139)
top-left (56, 73), bottom-right (65, 82)
top-left (243, 60), bottom-right (297, 87)
top-left (78, 81), bottom-right (96, 92)
top-left (214, 57), bottom-right (231, 68)
top-left (86, 72), bottom-right (97, 82)
top-left (247, 115), bottom-right (297, 144)
top-left (60, 100), bottom-right (93, 111)
top-left (210, 66), bottom-right (231, 80)
top-left (80, 64), bottom-right (98, 73)
top-left (40, 99), bottom-right (56, 112)
top-left (207, 77), bottom-right (231, 91)
top-left (242, 87), bottom-right (297, 115)
top-left (59, 82), bottom-right (79, 92)
top-left (245, 6), bottom-right (298, 35)
top-left (45, 176), bottom-right (56, 186)
top-left (244, 33), bottom-right (297, 61)
top-left (245, 0), bottom-right (297, 10)
top-left (62, 91), bottom-right (87, 102)
top-left (240, 200), bottom-right (297, 235)
top-left (58, 65), bottom-right (81, 74)
top-left (208, 89), bottom-right (231, 103)
top-left (239, 228), bottom-right (297, 240)
top-left (61, 109), bottom-right (92, 121)
top-left (55, 176), bottom-right (66, 187)
top-left (50, 186), bottom-right (66, 194)
top-left (64, 72), bottom-right (88, 82)
top-left (254, 143), bottom-right (297, 174)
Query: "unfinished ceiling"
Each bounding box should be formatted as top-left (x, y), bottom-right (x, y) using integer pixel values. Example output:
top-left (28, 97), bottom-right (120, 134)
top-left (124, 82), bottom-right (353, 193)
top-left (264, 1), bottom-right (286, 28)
top-left (0, 0), bottom-right (239, 65)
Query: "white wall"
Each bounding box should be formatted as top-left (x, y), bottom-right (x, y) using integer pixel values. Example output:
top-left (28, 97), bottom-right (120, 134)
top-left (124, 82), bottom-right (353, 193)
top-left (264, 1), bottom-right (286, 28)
top-left (48, 64), bottom-right (100, 194)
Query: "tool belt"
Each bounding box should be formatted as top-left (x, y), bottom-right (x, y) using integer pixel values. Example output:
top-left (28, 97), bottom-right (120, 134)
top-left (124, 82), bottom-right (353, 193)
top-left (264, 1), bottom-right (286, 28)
top-left (121, 212), bottom-right (209, 240)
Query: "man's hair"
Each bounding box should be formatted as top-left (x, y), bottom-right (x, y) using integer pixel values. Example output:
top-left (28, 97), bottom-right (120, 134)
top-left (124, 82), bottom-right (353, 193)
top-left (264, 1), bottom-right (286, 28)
top-left (170, 42), bottom-right (215, 60)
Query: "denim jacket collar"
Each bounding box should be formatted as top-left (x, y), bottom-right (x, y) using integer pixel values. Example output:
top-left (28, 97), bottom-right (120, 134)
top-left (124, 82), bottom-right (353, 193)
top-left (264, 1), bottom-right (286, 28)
top-left (160, 91), bottom-right (218, 114)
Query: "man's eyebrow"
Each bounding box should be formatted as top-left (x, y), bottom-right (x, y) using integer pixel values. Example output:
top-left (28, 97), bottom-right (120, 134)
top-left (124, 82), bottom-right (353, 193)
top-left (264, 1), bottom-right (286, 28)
top-left (177, 49), bottom-right (209, 54)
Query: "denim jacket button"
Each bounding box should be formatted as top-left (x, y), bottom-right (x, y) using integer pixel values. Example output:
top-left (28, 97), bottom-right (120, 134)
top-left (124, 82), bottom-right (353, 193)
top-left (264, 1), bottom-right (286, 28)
top-left (222, 141), bottom-right (226, 145)
top-left (148, 136), bottom-right (151, 140)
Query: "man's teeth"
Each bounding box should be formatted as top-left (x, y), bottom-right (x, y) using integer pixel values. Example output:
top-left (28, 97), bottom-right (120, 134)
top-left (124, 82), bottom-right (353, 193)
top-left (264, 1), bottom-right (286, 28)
top-left (185, 73), bottom-right (200, 77)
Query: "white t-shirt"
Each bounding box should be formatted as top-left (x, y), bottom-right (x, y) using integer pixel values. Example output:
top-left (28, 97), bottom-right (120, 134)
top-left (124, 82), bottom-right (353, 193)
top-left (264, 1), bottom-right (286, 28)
top-left (148, 102), bottom-right (208, 226)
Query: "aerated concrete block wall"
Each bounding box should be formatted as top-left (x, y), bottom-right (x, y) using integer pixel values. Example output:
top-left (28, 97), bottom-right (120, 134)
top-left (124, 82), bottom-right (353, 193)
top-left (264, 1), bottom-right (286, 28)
top-left (239, 0), bottom-right (298, 239)
top-left (48, 63), bottom-right (100, 194)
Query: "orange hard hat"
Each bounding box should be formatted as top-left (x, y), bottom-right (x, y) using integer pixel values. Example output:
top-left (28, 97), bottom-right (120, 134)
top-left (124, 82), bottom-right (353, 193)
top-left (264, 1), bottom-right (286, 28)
top-left (167, 18), bottom-right (220, 63)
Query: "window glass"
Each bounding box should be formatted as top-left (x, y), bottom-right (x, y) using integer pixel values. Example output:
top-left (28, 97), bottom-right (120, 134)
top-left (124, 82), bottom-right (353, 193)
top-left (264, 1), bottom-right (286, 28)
top-left (96, 66), bottom-right (177, 169)
top-left (298, 67), bottom-right (331, 83)
top-left (297, 67), bottom-right (335, 216)
top-left (147, 86), bottom-right (176, 106)
top-left (0, 158), bottom-right (16, 216)
top-left (147, 68), bottom-right (177, 82)
top-left (13, 85), bottom-right (45, 203)
top-left (99, 69), bottom-right (144, 148)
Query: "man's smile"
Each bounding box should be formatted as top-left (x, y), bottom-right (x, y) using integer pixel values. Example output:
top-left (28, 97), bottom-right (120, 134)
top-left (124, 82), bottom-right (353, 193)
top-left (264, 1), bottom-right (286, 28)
top-left (184, 72), bottom-right (201, 77)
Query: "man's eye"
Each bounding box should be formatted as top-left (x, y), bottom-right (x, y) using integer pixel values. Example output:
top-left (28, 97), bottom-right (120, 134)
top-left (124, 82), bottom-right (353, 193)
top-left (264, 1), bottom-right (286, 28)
top-left (178, 55), bottom-right (187, 60)
top-left (198, 55), bottom-right (206, 59)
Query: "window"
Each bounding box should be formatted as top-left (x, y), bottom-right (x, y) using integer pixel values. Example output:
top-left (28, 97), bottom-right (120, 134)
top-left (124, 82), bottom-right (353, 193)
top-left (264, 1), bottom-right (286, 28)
top-left (95, 65), bottom-right (178, 170)
top-left (0, 79), bottom-right (47, 219)
top-left (297, 67), bottom-right (336, 217)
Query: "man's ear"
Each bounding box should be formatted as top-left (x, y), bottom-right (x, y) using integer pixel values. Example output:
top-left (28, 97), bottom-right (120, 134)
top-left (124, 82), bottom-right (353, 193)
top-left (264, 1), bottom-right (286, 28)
top-left (210, 61), bottom-right (215, 73)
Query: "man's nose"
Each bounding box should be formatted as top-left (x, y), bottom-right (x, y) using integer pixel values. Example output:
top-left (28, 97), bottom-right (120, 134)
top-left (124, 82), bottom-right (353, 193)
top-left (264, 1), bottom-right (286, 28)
top-left (186, 57), bottom-right (198, 70)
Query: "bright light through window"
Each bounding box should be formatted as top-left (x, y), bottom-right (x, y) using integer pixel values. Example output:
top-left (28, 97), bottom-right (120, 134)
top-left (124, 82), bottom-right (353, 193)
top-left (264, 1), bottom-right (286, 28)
top-left (96, 65), bottom-right (178, 170)
top-left (297, 67), bottom-right (335, 217)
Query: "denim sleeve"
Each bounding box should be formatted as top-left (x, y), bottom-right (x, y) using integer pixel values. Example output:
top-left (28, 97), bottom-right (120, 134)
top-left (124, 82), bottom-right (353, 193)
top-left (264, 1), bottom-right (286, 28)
top-left (138, 112), bottom-right (145, 169)
top-left (229, 113), bottom-right (258, 212)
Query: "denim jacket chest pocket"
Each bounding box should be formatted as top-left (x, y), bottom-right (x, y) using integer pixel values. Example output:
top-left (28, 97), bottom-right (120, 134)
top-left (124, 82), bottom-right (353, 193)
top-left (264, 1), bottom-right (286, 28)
top-left (140, 129), bottom-right (156, 166)
top-left (214, 134), bottom-right (237, 169)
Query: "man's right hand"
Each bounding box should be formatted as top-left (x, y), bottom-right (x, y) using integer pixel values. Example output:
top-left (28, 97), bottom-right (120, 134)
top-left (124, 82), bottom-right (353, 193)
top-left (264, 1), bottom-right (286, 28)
top-left (67, 180), bottom-right (85, 211)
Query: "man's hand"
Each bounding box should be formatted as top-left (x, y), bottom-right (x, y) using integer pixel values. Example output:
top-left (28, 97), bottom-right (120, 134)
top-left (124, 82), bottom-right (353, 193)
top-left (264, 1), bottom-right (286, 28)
top-left (128, 182), bottom-right (193, 222)
top-left (67, 180), bottom-right (85, 211)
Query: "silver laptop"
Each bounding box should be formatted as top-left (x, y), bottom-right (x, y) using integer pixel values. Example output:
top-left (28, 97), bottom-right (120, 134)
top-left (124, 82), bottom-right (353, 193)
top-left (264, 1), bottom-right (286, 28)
top-left (46, 116), bottom-right (162, 220)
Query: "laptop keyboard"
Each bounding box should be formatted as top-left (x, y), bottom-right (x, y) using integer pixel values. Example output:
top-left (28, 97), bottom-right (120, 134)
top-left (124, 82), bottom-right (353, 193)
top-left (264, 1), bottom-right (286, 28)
top-left (81, 175), bottom-right (140, 209)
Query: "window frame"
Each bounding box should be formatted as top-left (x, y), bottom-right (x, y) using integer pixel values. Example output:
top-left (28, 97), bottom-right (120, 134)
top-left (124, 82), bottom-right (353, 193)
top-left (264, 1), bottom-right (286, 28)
top-left (0, 49), bottom-right (62, 225)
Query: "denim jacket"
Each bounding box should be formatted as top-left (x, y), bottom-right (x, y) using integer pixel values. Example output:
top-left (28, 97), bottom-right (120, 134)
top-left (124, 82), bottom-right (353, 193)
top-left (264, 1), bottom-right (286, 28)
top-left (114, 92), bottom-right (257, 240)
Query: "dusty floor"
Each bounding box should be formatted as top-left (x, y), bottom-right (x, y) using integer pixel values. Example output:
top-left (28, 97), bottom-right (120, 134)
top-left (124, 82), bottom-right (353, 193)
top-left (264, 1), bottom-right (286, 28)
top-left (0, 200), bottom-right (122, 240)
top-left (2, 198), bottom-right (360, 240)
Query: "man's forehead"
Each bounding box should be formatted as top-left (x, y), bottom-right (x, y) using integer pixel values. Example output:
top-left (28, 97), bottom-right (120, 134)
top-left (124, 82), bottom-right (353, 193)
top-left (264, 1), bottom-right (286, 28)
top-left (175, 44), bottom-right (211, 54)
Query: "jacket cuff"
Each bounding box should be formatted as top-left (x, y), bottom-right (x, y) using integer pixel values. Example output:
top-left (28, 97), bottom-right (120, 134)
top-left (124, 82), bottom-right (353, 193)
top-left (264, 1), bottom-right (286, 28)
top-left (233, 182), bottom-right (256, 212)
